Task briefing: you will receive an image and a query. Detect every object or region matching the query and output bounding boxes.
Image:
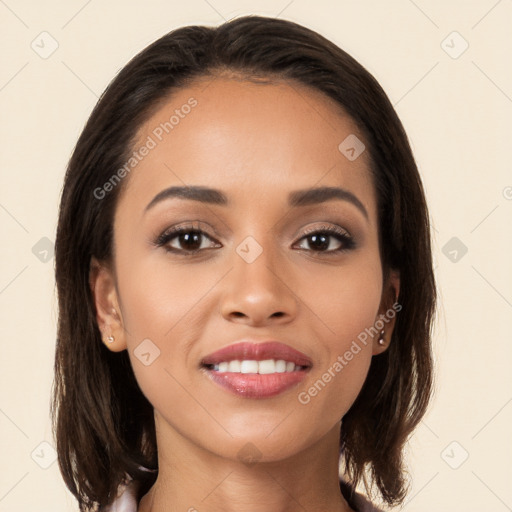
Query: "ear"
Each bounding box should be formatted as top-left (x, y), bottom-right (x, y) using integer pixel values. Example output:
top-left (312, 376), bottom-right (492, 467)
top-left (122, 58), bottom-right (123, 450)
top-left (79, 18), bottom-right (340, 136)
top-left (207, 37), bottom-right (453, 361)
top-left (89, 256), bottom-right (127, 352)
top-left (372, 269), bottom-right (401, 355)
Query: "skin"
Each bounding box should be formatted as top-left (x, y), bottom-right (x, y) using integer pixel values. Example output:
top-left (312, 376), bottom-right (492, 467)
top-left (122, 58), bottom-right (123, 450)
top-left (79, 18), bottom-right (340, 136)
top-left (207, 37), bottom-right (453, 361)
top-left (90, 76), bottom-right (399, 512)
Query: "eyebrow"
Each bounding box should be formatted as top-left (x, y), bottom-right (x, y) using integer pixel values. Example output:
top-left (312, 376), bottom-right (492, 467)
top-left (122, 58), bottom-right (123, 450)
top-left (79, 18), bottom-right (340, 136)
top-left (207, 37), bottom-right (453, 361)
top-left (288, 186), bottom-right (368, 219)
top-left (145, 185), bottom-right (368, 219)
top-left (145, 186), bottom-right (227, 211)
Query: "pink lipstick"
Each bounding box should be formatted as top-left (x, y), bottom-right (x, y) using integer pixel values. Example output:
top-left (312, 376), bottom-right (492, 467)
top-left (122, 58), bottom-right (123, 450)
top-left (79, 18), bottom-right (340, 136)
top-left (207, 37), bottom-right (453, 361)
top-left (201, 341), bottom-right (312, 399)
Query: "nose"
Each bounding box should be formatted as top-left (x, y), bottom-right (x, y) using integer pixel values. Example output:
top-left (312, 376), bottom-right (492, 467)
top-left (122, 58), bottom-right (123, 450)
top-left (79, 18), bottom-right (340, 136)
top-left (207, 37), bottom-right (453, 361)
top-left (220, 242), bottom-right (298, 327)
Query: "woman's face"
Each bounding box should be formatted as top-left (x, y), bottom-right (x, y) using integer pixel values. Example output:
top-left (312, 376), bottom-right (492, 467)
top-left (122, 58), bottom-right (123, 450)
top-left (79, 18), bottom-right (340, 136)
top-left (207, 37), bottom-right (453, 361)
top-left (94, 77), bottom-right (398, 462)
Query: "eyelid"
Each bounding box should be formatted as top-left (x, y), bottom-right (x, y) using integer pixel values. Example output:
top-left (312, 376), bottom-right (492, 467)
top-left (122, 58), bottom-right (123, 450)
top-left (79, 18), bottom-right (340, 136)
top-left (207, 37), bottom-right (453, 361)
top-left (299, 223), bottom-right (352, 238)
top-left (157, 221), bottom-right (216, 239)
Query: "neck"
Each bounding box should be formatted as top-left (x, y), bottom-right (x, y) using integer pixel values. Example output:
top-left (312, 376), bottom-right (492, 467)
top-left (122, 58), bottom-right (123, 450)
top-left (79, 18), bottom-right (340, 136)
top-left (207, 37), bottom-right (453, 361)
top-left (138, 414), bottom-right (353, 512)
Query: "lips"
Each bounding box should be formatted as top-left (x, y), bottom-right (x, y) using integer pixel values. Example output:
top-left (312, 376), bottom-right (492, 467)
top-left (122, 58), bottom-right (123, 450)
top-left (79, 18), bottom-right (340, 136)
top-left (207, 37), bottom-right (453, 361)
top-left (201, 341), bottom-right (312, 399)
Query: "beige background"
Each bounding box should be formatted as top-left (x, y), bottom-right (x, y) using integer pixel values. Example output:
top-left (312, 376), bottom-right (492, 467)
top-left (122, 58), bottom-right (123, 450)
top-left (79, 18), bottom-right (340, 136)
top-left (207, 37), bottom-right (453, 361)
top-left (1, 0), bottom-right (511, 510)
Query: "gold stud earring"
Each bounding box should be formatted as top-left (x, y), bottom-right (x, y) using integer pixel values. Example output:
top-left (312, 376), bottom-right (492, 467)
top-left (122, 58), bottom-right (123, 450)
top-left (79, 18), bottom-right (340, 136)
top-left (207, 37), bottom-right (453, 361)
top-left (378, 330), bottom-right (385, 346)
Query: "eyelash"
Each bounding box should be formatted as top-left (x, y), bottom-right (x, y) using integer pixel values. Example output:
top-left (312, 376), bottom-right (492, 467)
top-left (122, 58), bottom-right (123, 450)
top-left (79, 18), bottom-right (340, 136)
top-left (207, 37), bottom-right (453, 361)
top-left (154, 223), bottom-right (356, 256)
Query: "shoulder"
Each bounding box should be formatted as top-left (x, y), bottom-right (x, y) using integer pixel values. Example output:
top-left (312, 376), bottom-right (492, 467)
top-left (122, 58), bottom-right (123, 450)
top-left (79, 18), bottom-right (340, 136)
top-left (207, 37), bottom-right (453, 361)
top-left (340, 479), bottom-right (385, 512)
top-left (350, 491), bottom-right (385, 512)
top-left (99, 478), bottom-right (139, 512)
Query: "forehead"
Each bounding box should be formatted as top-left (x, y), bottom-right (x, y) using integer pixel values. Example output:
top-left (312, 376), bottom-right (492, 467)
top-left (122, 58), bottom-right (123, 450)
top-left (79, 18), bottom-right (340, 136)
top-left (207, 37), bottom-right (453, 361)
top-left (121, 77), bottom-right (376, 219)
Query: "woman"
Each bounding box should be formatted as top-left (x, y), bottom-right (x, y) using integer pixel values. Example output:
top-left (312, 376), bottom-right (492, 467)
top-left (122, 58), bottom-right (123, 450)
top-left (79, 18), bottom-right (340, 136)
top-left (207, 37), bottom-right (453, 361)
top-left (52, 15), bottom-right (436, 512)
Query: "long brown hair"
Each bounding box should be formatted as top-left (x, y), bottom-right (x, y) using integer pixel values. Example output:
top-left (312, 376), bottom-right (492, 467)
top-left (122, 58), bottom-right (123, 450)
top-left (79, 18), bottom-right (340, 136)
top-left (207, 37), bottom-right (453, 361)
top-left (52, 15), bottom-right (436, 510)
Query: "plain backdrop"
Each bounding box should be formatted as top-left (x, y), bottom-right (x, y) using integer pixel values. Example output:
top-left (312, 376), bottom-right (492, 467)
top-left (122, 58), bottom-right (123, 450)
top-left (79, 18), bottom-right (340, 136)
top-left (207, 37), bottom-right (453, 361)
top-left (1, 1), bottom-right (511, 510)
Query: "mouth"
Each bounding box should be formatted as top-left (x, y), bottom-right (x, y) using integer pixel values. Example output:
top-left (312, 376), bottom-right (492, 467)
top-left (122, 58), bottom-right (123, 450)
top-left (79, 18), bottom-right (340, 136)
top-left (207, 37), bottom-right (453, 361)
top-left (201, 341), bottom-right (312, 399)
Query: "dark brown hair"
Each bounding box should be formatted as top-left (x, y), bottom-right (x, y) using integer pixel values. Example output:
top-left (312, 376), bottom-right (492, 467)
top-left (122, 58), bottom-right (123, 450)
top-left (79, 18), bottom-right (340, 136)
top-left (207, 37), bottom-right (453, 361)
top-left (52, 15), bottom-right (436, 511)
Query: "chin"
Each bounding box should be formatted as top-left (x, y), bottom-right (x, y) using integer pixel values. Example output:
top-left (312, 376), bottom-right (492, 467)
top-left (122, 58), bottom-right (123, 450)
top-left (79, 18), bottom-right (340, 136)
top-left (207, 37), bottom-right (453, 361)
top-left (207, 419), bottom-right (329, 465)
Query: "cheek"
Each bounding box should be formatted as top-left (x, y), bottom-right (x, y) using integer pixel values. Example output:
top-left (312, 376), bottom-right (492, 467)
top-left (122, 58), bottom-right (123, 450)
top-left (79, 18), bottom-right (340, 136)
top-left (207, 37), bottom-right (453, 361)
top-left (294, 257), bottom-right (382, 419)
top-left (299, 253), bottom-right (383, 344)
top-left (114, 254), bottom-right (220, 402)
top-left (115, 250), bottom-right (216, 341)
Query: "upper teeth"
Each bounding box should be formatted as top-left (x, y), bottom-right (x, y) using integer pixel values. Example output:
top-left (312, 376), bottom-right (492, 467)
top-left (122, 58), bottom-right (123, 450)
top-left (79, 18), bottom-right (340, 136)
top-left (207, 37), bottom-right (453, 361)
top-left (212, 359), bottom-right (301, 374)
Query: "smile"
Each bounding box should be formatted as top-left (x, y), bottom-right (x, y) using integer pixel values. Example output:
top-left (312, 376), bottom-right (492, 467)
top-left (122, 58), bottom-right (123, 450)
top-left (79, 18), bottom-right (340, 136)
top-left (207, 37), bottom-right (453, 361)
top-left (201, 341), bottom-right (312, 399)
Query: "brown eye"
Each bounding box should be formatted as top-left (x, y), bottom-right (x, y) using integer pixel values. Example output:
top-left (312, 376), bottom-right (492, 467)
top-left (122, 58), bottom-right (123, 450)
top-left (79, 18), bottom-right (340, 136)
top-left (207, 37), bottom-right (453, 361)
top-left (156, 227), bottom-right (221, 253)
top-left (295, 228), bottom-right (355, 253)
top-left (173, 231), bottom-right (204, 251)
top-left (308, 233), bottom-right (336, 251)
